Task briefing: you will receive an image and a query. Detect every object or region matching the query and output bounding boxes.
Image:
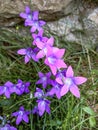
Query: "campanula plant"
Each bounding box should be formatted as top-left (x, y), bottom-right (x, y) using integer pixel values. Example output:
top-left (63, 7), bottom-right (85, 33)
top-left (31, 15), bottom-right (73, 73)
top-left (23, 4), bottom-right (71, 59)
top-left (0, 6), bottom-right (87, 129)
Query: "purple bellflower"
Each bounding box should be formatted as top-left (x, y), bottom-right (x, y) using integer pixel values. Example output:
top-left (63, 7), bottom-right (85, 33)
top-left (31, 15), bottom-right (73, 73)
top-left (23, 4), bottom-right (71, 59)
top-left (12, 106), bottom-right (30, 125)
top-left (44, 46), bottom-right (67, 75)
top-left (16, 79), bottom-right (30, 95)
top-left (32, 30), bottom-right (48, 45)
top-left (36, 37), bottom-right (54, 59)
top-left (34, 88), bottom-right (51, 116)
top-left (36, 72), bottom-right (52, 88)
top-left (0, 81), bottom-right (13, 98)
top-left (36, 99), bottom-right (50, 116)
top-left (17, 47), bottom-right (39, 63)
top-left (34, 88), bottom-right (45, 99)
top-left (0, 124), bottom-right (17, 130)
top-left (49, 80), bottom-right (63, 99)
top-left (56, 66), bottom-right (87, 98)
top-left (20, 6), bottom-right (38, 26)
top-left (9, 83), bottom-right (22, 95)
top-left (24, 10), bottom-right (46, 32)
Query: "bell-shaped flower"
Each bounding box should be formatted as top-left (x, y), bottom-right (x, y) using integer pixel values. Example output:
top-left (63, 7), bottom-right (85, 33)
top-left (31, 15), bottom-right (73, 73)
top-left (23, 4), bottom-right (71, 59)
top-left (44, 46), bottom-right (67, 75)
top-left (12, 106), bottom-right (30, 125)
top-left (57, 66), bottom-right (87, 98)
top-left (34, 88), bottom-right (45, 99)
top-left (36, 37), bottom-right (54, 59)
top-left (20, 6), bottom-right (39, 26)
top-left (16, 79), bottom-right (30, 95)
top-left (17, 47), bottom-right (39, 63)
top-left (36, 72), bottom-right (52, 88)
top-left (36, 99), bottom-right (50, 116)
top-left (49, 80), bottom-right (63, 99)
top-left (32, 30), bottom-right (48, 45)
top-left (0, 81), bottom-right (13, 98)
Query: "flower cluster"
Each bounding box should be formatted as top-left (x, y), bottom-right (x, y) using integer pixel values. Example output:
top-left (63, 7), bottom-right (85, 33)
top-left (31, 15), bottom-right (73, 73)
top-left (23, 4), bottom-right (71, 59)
top-left (0, 79), bottom-right (30, 98)
top-left (0, 6), bottom-right (87, 129)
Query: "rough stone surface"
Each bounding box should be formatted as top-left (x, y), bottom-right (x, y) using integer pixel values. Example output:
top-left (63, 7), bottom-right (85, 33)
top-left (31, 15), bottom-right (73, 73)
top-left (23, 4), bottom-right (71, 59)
top-left (0, 0), bottom-right (72, 26)
top-left (45, 1), bottom-right (98, 48)
top-left (0, 0), bottom-right (98, 48)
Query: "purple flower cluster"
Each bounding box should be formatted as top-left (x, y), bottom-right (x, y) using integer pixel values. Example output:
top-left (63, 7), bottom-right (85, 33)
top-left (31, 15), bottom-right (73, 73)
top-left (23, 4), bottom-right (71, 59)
top-left (0, 6), bottom-right (87, 129)
top-left (0, 79), bottom-right (30, 98)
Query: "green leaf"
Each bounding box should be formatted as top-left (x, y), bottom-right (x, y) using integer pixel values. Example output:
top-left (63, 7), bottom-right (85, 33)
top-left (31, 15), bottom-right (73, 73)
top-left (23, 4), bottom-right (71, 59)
top-left (83, 107), bottom-right (95, 115)
top-left (89, 116), bottom-right (96, 127)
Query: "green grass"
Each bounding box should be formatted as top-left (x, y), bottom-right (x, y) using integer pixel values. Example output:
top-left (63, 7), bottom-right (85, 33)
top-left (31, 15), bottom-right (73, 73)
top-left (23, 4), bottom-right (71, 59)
top-left (0, 26), bottom-right (98, 130)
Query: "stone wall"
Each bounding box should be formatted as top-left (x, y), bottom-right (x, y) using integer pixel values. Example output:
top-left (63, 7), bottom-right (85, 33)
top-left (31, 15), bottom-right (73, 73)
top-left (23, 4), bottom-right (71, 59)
top-left (0, 0), bottom-right (98, 48)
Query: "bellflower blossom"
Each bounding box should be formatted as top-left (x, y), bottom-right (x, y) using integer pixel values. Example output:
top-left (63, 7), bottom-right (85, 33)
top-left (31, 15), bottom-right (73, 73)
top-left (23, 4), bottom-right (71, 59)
top-left (45, 46), bottom-right (67, 75)
top-left (20, 6), bottom-right (38, 26)
top-left (32, 30), bottom-right (48, 45)
top-left (56, 66), bottom-right (87, 98)
top-left (49, 80), bottom-right (63, 99)
top-left (34, 88), bottom-right (51, 116)
top-left (36, 99), bottom-right (50, 116)
top-left (24, 10), bottom-right (46, 33)
top-left (16, 79), bottom-right (30, 95)
top-left (34, 88), bottom-right (45, 99)
top-left (36, 37), bottom-right (54, 59)
top-left (0, 124), bottom-right (17, 130)
top-left (0, 81), bottom-right (13, 98)
top-left (17, 47), bottom-right (39, 63)
top-left (9, 83), bottom-right (22, 95)
top-left (12, 106), bottom-right (30, 125)
top-left (36, 72), bottom-right (52, 88)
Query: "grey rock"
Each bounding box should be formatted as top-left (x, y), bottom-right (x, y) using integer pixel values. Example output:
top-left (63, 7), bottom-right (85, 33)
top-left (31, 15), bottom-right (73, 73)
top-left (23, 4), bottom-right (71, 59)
top-left (45, 1), bottom-right (98, 48)
top-left (0, 0), bottom-right (72, 26)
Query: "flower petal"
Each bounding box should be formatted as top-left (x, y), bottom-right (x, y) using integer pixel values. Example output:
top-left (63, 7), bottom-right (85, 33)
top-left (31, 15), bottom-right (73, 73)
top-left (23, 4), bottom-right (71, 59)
top-left (39, 20), bottom-right (46, 26)
top-left (74, 77), bottom-right (87, 85)
top-left (0, 87), bottom-right (4, 95)
top-left (33, 11), bottom-right (39, 20)
top-left (5, 90), bottom-right (10, 98)
top-left (30, 26), bottom-right (36, 32)
top-left (55, 49), bottom-right (65, 58)
top-left (20, 13), bottom-right (27, 19)
top-left (23, 114), bottom-right (29, 123)
top-left (60, 85), bottom-right (69, 96)
top-left (4, 81), bottom-right (13, 87)
top-left (32, 33), bottom-right (37, 39)
top-left (36, 79), bottom-right (42, 84)
top-left (56, 59), bottom-right (67, 69)
top-left (38, 72), bottom-right (44, 77)
top-left (25, 56), bottom-right (30, 63)
top-left (25, 6), bottom-right (31, 13)
top-left (36, 50), bottom-right (45, 59)
top-left (38, 101), bottom-right (45, 116)
top-left (36, 41), bottom-right (44, 49)
top-left (56, 77), bottom-right (63, 85)
top-left (17, 49), bottom-right (26, 55)
top-left (45, 104), bottom-right (50, 114)
top-left (47, 37), bottom-right (54, 46)
top-left (70, 85), bottom-right (80, 98)
top-left (49, 65), bottom-right (57, 75)
top-left (66, 66), bottom-right (74, 77)
top-left (16, 115), bottom-right (22, 125)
